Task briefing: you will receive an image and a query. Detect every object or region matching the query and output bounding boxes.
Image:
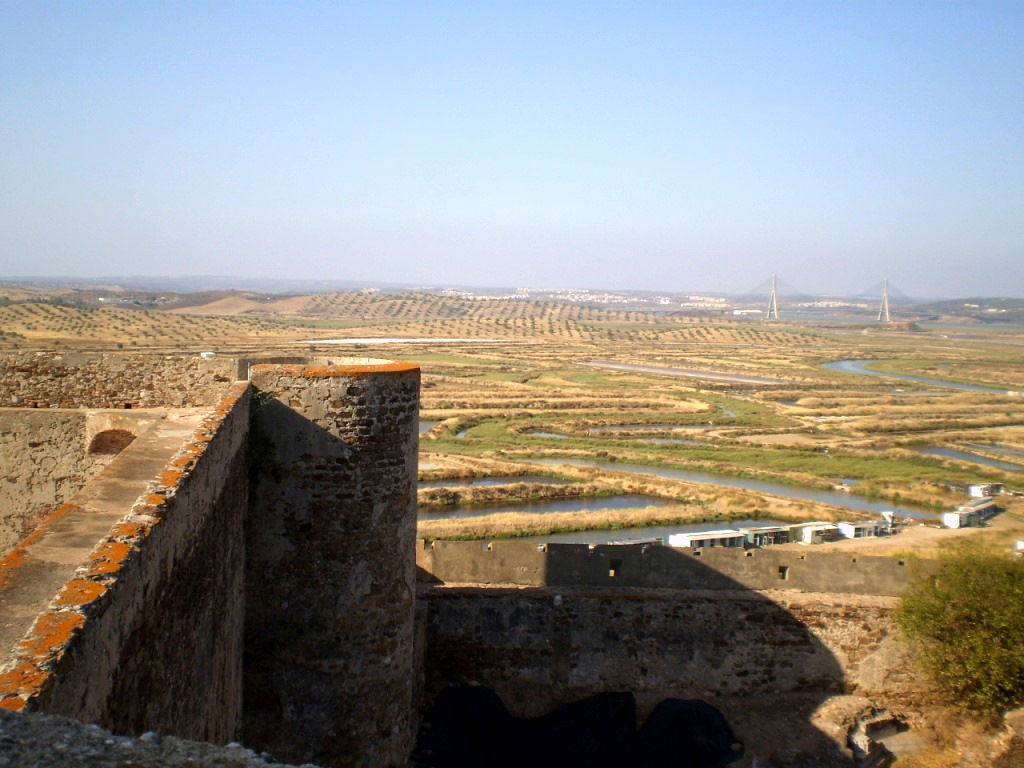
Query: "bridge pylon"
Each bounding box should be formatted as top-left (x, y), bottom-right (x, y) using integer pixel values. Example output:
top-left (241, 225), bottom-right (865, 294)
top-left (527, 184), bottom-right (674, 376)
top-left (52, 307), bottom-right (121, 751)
top-left (766, 274), bottom-right (780, 321)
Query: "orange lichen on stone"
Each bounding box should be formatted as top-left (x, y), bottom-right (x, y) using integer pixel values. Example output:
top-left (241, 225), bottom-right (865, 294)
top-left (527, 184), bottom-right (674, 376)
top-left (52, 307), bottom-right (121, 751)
top-left (144, 492), bottom-right (167, 507)
top-left (0, 548), bottom-right (27, 590)
top-left (21, 612), bottom-right (86, 661)
top-left (0, 611), bottom-right (87, 702)
top-left (157, 468), bottom-right (184, 488)
top-left (0, 697), bottom-right (26, 712)
top-left (0, 663), bottom-right (50, 696)
top-left (170, 454), bottom-right (193, 470)
top-left (109, 522), bottom-right (144, 540)
top-left (86, 540), bottom-right (132, 576)
top-left (54, 579), bottom-right (108, 607)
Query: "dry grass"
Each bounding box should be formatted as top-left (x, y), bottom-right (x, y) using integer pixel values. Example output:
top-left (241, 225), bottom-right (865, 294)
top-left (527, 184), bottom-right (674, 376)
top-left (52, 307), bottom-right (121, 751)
top-left (6, 288), bottom-right (1023, 545)
top-left (419, 503), bottom-right (735, 540)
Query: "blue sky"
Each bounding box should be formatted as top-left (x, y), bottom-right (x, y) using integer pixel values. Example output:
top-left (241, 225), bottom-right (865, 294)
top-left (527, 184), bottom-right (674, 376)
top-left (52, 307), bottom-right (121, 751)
top-left (1, 1), bottom-right (1022, 297)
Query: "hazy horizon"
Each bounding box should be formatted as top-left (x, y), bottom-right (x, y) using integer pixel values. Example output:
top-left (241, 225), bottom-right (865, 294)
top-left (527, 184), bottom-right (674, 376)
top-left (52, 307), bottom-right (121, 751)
top-left (3, 272), bottom-right (1014, 304)
top-left (2, 2), bottom-right (1022, 297)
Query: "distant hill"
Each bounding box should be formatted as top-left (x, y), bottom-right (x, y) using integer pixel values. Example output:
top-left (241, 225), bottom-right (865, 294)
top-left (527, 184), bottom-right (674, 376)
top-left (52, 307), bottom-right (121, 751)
top-left (914, 297), bottom-right (1024, 324)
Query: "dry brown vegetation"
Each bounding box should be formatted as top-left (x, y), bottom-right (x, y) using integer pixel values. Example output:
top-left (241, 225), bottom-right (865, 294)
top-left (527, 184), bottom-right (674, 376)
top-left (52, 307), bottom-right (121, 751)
top-left (4, 287), bottom-right (1023, 542)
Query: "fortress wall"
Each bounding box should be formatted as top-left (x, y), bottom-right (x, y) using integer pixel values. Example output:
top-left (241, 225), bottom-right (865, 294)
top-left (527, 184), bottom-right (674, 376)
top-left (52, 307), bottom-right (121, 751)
top-left (0, 411), bottom-right (93, 555)
top-left (0, 351), bottom-right (238, 408)
top-left (244, 362), bottom-right (420, 768)
top-left (418, 539), bottom-right (931, 596)
top-left (0, 383), bottom-right (250, 744)
top-left (419, 586), bottom-right (904, 720)
top-left (0, 409), bottom-right (167, 558)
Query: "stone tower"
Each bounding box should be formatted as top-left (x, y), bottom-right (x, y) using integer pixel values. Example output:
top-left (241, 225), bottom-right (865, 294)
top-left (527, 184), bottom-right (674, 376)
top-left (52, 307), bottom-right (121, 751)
top-left (243, 361), bottom-right (420, 767)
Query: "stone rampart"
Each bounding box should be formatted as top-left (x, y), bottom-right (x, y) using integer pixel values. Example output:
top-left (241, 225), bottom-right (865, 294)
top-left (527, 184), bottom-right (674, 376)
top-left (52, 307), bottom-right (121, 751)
top-left (0, 410), bottom-right (94, 555)
top-left (244, 361), bottom-right (420, 767)
top-left (0, 409), bottom-right (169, 557)
top-left (0, 351), bottom-right (238, 408)
top-left (416, 539), bottom-right (936, 763)
top-left (418, 538), bottom-right (932, 596)
top-left (0, 383), bottom-right (250, 743)
top-left (417, 583), bottom-right (924, 764)
top-left (420, 584), bottom-right (905, 710)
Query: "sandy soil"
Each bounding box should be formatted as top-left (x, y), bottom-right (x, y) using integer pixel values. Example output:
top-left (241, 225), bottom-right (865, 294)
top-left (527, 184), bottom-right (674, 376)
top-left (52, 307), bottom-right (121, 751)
top-left (773, 499), bottom-right (1024, 556)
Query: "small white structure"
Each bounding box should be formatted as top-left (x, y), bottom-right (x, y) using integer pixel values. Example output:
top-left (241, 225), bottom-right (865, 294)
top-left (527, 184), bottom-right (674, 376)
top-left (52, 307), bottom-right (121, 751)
top-left (837, 521), bottom-right (884, 539)
top-left (668, 529), bottom-right (745, 549)
top-left (792, 522), bottom-right (841, 545)
top-left (943, 498), bottom-right (999, 528)
top-left (743, 525), bottom-right (791, 547)
top-left (943, 510), bottom-right (977, 529)
top-left (967, 483), bottom-right (1004, 498)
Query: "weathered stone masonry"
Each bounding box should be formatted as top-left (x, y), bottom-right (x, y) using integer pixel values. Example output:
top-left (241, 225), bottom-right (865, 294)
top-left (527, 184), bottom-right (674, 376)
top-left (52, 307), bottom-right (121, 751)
top-left (0, 359), bottom-right (422, 768)
top-left (245, 363), bottom-right (421, 767)
top-left (0, 383), bottom-right (250, 742)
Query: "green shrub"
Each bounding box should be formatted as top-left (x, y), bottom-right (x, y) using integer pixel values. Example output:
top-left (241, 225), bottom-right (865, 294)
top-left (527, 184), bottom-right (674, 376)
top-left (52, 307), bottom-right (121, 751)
top-left (897, 542), bottom-right (1024, 716)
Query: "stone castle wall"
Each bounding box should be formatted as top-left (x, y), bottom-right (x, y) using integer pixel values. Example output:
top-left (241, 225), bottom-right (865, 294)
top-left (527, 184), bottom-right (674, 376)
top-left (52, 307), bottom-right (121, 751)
top-left (0, 410), bottom-right (95, 554)
top-left (417, 538), bottom-right (929, 596)
top-left (0, 409), bottom-right (168, 558)
top-left (417, 583), bottom-right (923, 766)
top-left (244, 362), bottom-right (421, 768)
top-left (0, 351), bottom-right (238, 408)
top-left (419, 585), bottom-right (907, 715)
top-left (415, 539), bottom-right (936, 764)
top-left (0, 357), bottom-right (424, 767)
top-left (0, 384), bottom-right (251, 743)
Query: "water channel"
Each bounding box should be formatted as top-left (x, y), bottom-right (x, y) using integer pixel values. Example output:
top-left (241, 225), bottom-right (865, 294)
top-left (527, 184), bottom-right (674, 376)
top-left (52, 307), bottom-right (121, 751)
top-left (587, 423), bottom-right (714, 433)
top-left (919, 447), bottom-right (1022, 473)
top-left (966, 443), bottom-right (1024, 458)
top-left (418, 475), bottom-right (571, 490)
top-left (419, 493), bottom-right (675, 520)
top-left (823, 359), bottom-right (1010, 393)
top-left (520, 459), bottom-right (934, 519)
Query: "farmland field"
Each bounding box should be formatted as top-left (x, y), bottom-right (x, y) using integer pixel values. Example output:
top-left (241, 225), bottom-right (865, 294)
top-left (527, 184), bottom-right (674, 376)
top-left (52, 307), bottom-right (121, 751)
top-left (4, 286), bottom-right (1023, 546)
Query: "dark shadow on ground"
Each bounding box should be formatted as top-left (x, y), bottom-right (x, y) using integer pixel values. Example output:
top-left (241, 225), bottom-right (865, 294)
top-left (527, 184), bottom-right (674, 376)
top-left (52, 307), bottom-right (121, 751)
top-left (414, 685), bottom-right (745, 768)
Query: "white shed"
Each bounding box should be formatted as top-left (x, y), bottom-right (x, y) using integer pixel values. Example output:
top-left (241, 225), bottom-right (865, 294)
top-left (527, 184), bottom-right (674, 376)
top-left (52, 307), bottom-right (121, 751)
top-left (668, 530), bottom-right (745, 549)
top-left (968, 483), bottom-right (1003, 498)
top-left (837, 521), bottom-right (884, 539)
top-left (943, 510), bottom-right (977, 529)
top-left (792, 522), bottom-right (841, 545)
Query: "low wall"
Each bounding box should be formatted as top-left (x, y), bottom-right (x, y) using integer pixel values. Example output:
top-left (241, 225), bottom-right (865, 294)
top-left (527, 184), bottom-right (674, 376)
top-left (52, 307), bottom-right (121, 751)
top-left (418, 539), bottom-right (931, 596)
top-left (0, 411), bottom-right (92, 555)
top-left (417, 540), bottom-right (934, 763)
top-left (0, 409), bottom-right (168, 558)
top-left (0, 383), bottom-right (250, 743)
top-left (419, 586), bottom-right (903, 717)
top-left (0, 351), bottom-right (238, 408)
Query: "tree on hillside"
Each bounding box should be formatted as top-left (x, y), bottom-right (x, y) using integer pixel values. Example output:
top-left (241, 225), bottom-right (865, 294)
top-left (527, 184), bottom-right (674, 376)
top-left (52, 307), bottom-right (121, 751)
top-left (897, 542), bottom-right (1024, 717)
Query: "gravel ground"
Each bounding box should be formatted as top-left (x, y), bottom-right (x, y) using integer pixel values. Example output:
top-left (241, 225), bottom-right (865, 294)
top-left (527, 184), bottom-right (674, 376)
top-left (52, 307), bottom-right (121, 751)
top-left (0, 710), bottom-right (320, 768)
